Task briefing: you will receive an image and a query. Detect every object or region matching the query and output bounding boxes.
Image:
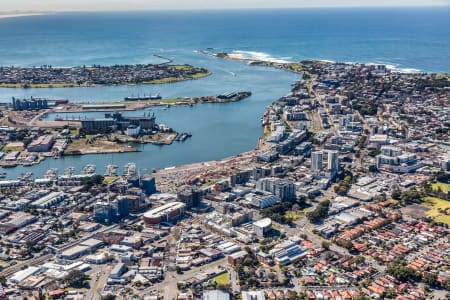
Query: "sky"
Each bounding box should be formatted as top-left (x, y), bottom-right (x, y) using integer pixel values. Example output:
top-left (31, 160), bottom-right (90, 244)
top-left (1, 0), bottom-right (449, 12)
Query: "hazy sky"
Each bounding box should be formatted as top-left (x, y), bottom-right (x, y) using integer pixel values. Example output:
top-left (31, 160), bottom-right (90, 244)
top-left (2, 0), bottom-right (449, 12)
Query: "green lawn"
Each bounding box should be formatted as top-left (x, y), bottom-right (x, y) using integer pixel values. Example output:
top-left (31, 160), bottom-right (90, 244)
top-left (103, 176), bottom-right (117, 184)
top-left (286, 208), bottom-right (308, 222)
top-left (158, 98), bottom-right (184, 104)
top-left (2, 142), bottom-right (24, 152)
top-left (170, 65), bottom-right (193, 71)
top-left (213, 272), bottom-right (229, 285)
top-left (191, 71), bottom-right (212, 79)
top-left (143, 71), bottom-right (211, 84)
top-left (423, 196), bottom-right (450, 225)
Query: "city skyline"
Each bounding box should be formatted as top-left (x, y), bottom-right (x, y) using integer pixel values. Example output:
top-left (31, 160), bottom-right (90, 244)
top-left (1, 0), bottom-right (449, 12)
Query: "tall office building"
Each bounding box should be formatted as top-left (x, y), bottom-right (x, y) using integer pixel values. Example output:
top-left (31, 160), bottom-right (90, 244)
top-left (327, 150), bottom-right (340, 175)
top-left (256, 177), bottom-right (296, 201)
top-left (311, 151), bottom-right (324, 173)
top-left (177, 186), bottom-right (203, 209)
top-left (93, 198), bottom-right (129, 224)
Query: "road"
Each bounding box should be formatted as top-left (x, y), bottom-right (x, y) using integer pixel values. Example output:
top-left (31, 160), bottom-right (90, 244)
top-left (142, 258), bottom-right (228, 300)
top-left (86, 265), bottom-right (113, 300)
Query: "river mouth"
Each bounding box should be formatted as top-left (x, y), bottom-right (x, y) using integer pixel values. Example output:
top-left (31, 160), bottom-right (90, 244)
top-left (1, 8), bottom-right (449, 178)
top-left (1, 54), bottom-right (299, 179)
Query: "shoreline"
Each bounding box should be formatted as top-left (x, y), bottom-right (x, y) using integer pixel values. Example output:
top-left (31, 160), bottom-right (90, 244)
top-left (0, 64), bottom-right (211, 88)
top-left (0, 71), bottom-right (211, 89)
top-left (0, 13), bottom-right (46, 20)
top-left (202, 50), bottom-right (437, 75)
top-left (2, 54), bottom-right (447, 178)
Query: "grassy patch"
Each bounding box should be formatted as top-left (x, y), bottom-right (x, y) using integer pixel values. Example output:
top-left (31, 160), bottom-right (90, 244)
top-left (213, 272), bottom-right (229, 286)
top-left (263, 126), bottom-right (272, 137)
top-left (158, 98), bottom-right (184, 104)
top-left (170, 65), bottom-right (193, 71)
top-left (103, 176), bottom-right (117, 184)
top-left (289, 63), bottom-right (305, 72)
top-left (423, 196), bottom-right (450, 225)
top-left (2, 142), bottom-right (24, 152)
top-left (143, 71), bottom-right (211, 84)
top-left (432, 182), bottom-right (450, 194)
top-left (143, 77), bottom-right (181, 84)
top-left (286, 208), bottom-right (308, 222)
top-left (191, 71), bottom-right (211, 79)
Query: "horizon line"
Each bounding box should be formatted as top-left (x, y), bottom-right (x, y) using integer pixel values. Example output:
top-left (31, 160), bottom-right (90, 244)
top-left (1, 4), bottom-right (449, 14)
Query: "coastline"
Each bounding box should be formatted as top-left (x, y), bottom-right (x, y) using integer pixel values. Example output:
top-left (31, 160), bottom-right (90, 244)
top-left (0, 13), bottom-right (45, 19)
top-left (0, 64), bottom-right (211, 88)
top-left (0, 71), bottom-right (212, 88)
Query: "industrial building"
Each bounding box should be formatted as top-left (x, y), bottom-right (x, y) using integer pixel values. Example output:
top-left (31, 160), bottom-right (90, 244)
top-left (27, 135), bottom-right (54, 152)
top-left (33, 191), bottom-right (66, 209)
top-left (227, 250), bottom-right (248, 266)
top-left (81, 111), bottom-right (156, 134)
top-left (12, 97), bottom-right (48, 111)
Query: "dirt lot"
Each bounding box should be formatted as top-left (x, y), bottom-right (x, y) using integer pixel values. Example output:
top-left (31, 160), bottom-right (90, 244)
top-left (64, 138), bottom-right (139, 155)
top-left (400, 204), bottom-right (430, 219)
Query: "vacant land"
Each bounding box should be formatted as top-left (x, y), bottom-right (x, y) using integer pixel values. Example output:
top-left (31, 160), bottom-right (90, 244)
top-left (400, 204), bottom-right (430, 220)
top-left (213, 272), bottom-right (229, 286)
top-left (64, 138), bottom-right (138, 155)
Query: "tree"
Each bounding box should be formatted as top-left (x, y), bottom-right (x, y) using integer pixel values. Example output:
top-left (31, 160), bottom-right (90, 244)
top-left (306, 200), bottom-right (330, 223)
top-left (386, 262), bottom-right (421, 282)
top-left (391, 189), bottom-right (401, 200)
top-left (268, 272), bottom-right (276, 281)
top-left (368, 165), bottom-right (378, 173)
top-left (64, 270), bottom-right (89, 288)
top-left (321, 241), bottom-right (330, 250)
top-left (423, 273), bottom-right (439, 288)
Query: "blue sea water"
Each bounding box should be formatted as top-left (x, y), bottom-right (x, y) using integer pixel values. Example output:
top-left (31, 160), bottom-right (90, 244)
top-left (0, 7), bottom-right (449, 178)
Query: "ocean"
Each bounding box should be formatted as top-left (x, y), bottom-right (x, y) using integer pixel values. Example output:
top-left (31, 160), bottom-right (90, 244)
top-left (0, 7), bottom-right (449, 178)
